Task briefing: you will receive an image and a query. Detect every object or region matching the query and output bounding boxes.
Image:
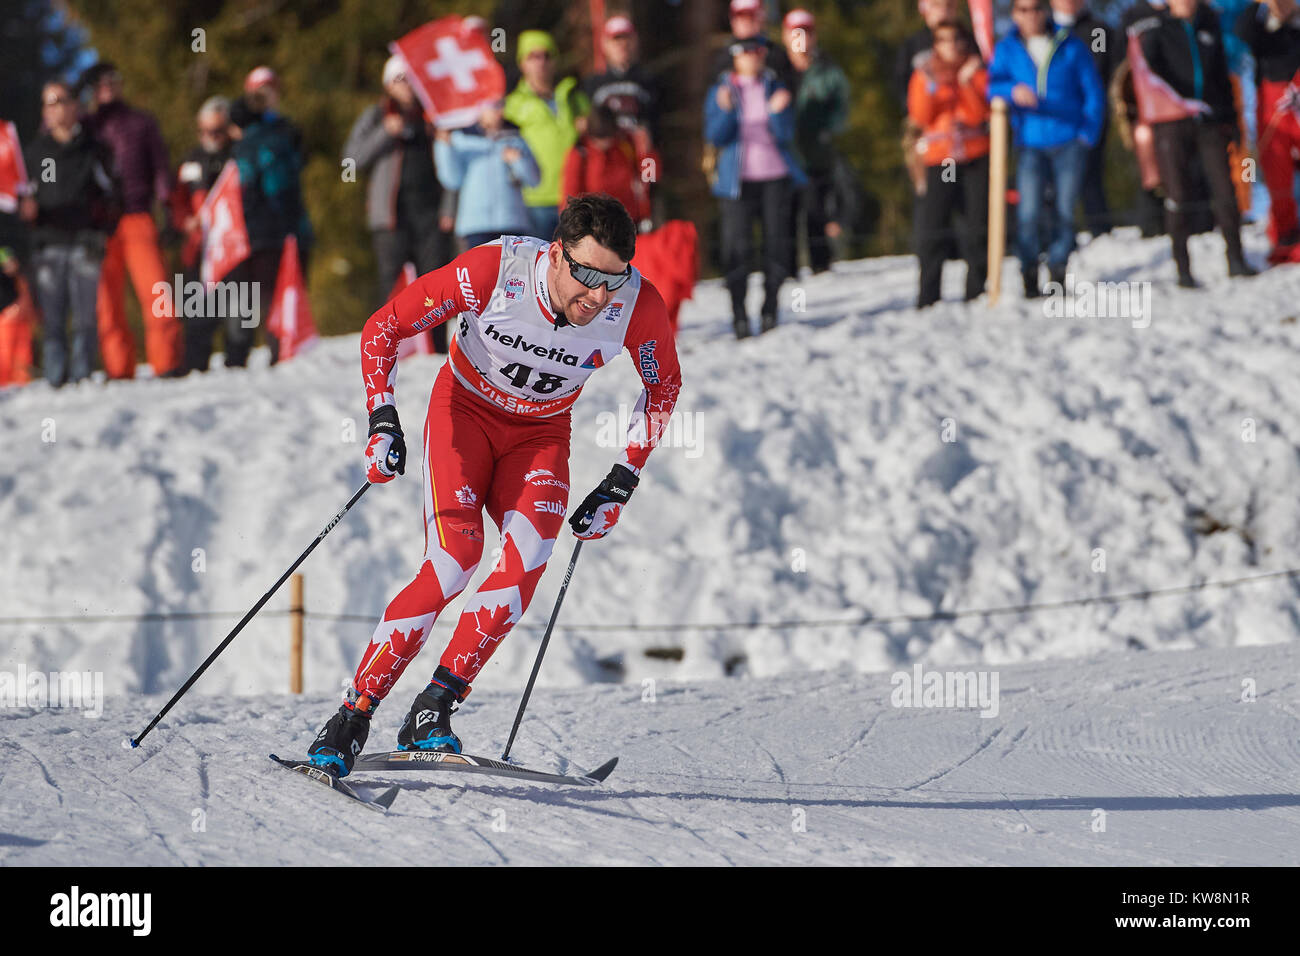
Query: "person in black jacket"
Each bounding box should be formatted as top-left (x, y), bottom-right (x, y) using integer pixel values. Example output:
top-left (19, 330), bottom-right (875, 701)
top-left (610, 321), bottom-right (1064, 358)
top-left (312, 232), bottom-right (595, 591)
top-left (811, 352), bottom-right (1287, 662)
top-left (20, 81), bottom-right (120, 386)
top-left (1140, 0), bottom-right (1255, 286)
top-left (1052, 0), bottom-right (1121, 234)
top-left (584, 16), bottom-right (663, 144)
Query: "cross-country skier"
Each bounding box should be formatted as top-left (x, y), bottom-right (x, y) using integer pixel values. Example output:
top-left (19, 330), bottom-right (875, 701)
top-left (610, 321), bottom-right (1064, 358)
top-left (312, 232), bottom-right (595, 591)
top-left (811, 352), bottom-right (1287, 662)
top-left (306, 193), bottom-right (682, 776)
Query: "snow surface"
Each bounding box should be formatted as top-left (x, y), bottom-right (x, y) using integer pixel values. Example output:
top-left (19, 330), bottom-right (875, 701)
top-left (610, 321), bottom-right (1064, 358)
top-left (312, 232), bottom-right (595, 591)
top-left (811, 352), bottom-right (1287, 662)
top-left (2, 226), bottom-right (1300, 864)
top-left (1, 642), bottom-right (1297, 865)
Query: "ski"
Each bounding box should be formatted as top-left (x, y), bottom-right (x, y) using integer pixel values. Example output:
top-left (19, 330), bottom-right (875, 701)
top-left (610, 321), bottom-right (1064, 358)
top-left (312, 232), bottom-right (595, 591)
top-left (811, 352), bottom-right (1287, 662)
top-left (268, 754), bottom-right (400, 812)
top-left (352, 750), bottom-right (618, 788)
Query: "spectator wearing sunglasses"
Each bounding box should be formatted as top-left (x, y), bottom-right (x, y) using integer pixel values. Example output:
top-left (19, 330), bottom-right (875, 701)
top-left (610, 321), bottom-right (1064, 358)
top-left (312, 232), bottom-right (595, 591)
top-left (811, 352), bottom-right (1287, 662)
top-left (988, 0), bottom-right (1104, 297)
top-left (170, 96), bottom-right (233, 373)
top-left (504, 30), bottom-right (591, 243)
top-left (705, 35), bottom-right (807, 338)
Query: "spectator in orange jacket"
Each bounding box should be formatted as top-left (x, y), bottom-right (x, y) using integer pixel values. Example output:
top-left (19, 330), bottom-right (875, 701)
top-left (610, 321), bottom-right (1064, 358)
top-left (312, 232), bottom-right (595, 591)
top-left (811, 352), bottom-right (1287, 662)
top-left (560, 105), bottom-right (658, 228)
top-left (908, 21), bottom-right (991, 307)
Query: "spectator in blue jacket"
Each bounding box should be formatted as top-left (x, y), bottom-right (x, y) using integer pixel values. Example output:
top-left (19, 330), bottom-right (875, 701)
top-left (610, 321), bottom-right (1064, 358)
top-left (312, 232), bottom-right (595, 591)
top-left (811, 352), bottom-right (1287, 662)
top-left (705, 36), bottom-right (808, 338)
top-left (434, 101), bottom-right (540, 250)
top-left (988, 0), bottom-right (1104, 297)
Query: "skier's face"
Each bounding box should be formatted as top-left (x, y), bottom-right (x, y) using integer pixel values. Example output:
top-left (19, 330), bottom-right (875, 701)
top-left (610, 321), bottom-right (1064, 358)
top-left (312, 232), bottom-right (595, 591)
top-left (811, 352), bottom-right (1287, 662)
top-left (547, 237), bottom-right (630, 326)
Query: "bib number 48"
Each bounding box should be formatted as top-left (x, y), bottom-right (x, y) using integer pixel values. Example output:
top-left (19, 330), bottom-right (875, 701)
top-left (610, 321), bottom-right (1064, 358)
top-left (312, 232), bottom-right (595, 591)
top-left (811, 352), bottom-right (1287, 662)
top-left (499, 362), bottom-right (567, 394)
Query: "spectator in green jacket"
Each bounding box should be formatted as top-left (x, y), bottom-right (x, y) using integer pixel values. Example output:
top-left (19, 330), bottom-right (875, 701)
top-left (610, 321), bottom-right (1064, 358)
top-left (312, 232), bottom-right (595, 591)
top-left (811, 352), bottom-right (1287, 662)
top-left (783, 8), bottom-right (851, 273)
top-left (504, 30), bottom-right (590, 241)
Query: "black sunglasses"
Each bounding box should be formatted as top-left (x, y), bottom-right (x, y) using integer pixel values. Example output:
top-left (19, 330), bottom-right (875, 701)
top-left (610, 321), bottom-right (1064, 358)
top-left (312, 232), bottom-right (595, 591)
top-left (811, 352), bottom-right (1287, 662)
top-left (561, 244), bottom-right (632, 291)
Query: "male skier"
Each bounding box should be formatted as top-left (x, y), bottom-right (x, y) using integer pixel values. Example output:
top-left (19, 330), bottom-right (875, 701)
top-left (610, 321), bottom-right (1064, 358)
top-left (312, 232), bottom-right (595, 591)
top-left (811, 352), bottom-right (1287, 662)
top-left (307, 194), bottom-right (682, 775)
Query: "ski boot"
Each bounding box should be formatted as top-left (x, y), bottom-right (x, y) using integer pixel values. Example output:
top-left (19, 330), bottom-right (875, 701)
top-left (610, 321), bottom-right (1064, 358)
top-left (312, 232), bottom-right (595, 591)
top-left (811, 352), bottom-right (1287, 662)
top-left (397, 665), bottom-right (469, 753)
top-left (307, 689), bottom-right (376, 777)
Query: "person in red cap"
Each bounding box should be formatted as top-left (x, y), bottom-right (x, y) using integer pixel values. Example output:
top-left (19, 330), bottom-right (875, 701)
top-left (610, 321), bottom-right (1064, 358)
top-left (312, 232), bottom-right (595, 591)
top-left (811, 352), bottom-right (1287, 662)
top-left (583, 15), bottom-right (663, 146)
top-left (782, 8), bottom-right (851, 274)
top-left (711, 0), bottom-right (796, 91)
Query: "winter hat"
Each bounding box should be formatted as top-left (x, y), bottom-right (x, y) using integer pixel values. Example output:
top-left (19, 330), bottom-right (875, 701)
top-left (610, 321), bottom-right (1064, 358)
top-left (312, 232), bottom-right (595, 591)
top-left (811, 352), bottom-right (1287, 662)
top-left (604, 15), bottom-right (636, 37)
top-left (244, 65), bottom-right (278, 93)
top-left (516, 30), bottom-right (558, 65)
top-left (382, 55), bottom-right (406, 87)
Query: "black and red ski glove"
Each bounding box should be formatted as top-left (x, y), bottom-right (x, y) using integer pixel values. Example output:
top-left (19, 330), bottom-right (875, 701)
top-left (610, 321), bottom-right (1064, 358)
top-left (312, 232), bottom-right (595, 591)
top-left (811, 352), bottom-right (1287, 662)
top-left (569, 465), bottom-right (638, 540)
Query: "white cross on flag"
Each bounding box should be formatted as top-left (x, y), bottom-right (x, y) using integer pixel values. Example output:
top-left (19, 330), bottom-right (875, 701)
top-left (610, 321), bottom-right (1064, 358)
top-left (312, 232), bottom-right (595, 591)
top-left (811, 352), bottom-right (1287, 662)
top-left (390, 16), bottom-right (506, 129)
top-left (0, 122), bottom-right (29, 215)
top-left (198, 160), bottom-right (250, 285)
top-left (266, 235), bottom-right (318, 361)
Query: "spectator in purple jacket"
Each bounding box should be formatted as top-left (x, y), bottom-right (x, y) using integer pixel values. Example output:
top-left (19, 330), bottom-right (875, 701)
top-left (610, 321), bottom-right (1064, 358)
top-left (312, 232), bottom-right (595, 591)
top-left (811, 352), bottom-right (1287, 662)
top-left (81, 61), bottom-right (182, 379)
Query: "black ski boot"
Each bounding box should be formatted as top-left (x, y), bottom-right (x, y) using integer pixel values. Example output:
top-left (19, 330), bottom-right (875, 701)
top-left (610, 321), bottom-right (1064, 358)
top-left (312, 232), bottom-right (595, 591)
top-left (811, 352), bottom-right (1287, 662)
top-left (397, 666), bottom-right (469, 753)
top-left (307, 692), bottom-right (375, 777)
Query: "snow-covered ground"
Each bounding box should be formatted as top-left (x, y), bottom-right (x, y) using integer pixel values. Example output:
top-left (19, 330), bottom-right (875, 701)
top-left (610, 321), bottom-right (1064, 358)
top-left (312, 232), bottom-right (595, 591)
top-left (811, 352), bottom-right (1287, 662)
top-left (2, 225), bottom-right (1299, 864)
top-left (1, 642), bottom-right (1297, 865)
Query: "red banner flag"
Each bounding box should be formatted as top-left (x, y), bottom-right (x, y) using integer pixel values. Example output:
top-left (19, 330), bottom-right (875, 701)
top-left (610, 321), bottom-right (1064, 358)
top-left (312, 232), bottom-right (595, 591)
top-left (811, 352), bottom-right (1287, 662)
top-left (1128, 32), bottom-right (1210, 125)
top-left (266, 236), bottom-right (318, 361)
top-left (0, 121), bottom-right (29, 215)
top-left (967, 0), bottom-right (994, 63)
top-left (198, 160), bottom-right (250, 284)
top-left (631, 220), bottom-right (697, 334)
top-left (390, 16), bottom-right (506, 129)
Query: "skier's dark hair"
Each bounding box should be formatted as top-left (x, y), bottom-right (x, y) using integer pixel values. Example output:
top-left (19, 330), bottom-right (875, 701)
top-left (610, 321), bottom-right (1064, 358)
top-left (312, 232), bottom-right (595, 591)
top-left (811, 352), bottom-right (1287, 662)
top-left (555, 193), bottom-right (637, 263)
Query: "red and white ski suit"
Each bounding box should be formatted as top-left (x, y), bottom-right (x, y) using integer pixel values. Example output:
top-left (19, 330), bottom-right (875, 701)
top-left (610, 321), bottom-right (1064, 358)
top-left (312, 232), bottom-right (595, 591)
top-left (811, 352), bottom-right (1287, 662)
top-left (351, 236), bottom-right (681, 699)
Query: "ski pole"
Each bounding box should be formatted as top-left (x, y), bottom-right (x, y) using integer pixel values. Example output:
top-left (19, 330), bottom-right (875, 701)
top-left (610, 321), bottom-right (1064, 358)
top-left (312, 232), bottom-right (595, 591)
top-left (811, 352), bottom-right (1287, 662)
top-left (127, 479), bottom-right (374, 750)
top-left (502, 539), bottom-right (583, 761)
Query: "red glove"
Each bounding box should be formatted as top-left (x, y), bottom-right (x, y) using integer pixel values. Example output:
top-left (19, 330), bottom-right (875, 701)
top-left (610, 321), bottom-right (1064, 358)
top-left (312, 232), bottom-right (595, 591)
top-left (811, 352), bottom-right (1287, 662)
top-left (365, 406), bottom-right (406, 484)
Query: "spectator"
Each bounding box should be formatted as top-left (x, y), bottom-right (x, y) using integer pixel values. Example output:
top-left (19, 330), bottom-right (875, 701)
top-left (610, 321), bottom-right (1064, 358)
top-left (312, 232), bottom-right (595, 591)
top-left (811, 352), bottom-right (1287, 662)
top-left (1141, 0), bottom-right (1255, 286)
top-left (434, 99), bottom-right (538, 249)
top-left (0, 246), bottom-right (35, 386)
top-left (988, 0), bottom-right (1104, 296)
top-left (226, 91), bottom-right (303, 367)
top-left (171, 96), bottom-right (233, 373)
top-left (81, 61), bottom-right (181, 378)
top-left (560, 104), bottom-right (658, 228)
top-left (705, 36), bottom-right (807, 338)
top-left (1051, 0), bottom-right (1121, 235)
top-left (1235, 0), bottom-right (1300, 262)
top-left (895, 0), bottom-right (963, 107)
top-left (344, 55), bottom-right (455, 345)
top-left (783, 8), bottom-right (851, 274)
top-left (243, 66), bottom-right (314, 271)
top-left (909, 21), bottom-right (991, 306)
top-left (583, 16), bottom-right (662, 144)
top-left (504, 30), bottom-right (590, 242)
top-left (21, 81), bottom-right (119, 387)
top-left (896, 0), bottom-right (964, 269)
top-left (712, 0), bottom-right (796, 91)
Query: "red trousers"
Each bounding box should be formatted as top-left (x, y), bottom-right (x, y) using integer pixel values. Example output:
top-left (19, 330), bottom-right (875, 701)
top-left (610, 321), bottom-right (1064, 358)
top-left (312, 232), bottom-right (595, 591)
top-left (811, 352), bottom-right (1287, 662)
top-left (96, 212), bottom-right (182, 378)
top-left (351, 365), bottom-right (572, 701)
top-left (1258, 79), bottom-right (1300, 249)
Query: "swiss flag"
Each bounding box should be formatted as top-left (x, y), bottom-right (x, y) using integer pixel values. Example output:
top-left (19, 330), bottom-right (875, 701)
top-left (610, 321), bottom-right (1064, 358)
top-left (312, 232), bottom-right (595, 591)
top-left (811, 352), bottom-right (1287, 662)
top-left (388, 262), bottom-right (435, 359)
top-left (266, 236), bottom-right (318, 361)
top-left (390, 17), bottom-right (506, 129)
top-left (0, 121), bottom-right (28, 215)
top-left (967, 0), bottom-right (994, 64)
top-left (1128, 32), bottom-right (1210, 125)
top-left (198, 160), bottom-right (250, 284)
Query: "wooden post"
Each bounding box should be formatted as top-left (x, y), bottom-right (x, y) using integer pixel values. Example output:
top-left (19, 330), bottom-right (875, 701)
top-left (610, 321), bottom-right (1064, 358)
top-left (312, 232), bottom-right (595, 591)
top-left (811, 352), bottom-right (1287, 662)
top-left (289, 573), bottom-right (303, 694)
top-left (987, 98), bottom-right (1009, 306)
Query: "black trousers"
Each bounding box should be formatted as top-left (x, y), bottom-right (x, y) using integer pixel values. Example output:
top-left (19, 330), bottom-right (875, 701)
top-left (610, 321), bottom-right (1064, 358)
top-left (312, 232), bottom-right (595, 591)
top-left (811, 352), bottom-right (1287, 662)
top-left (224, 247), bottom-right (283, 368)
top-left (799, 170), bottom-right (837, 273)
top-left (915, 156), bottom-right (989, 307)
top-left (372, 214), bottom-right (454, 351)
top-left (720, 177), bottom-right (794, 320)
top-left (1079, 119), bottom-right (1112, 235)
top-left (1151, 118), bottom-right (1244, 275)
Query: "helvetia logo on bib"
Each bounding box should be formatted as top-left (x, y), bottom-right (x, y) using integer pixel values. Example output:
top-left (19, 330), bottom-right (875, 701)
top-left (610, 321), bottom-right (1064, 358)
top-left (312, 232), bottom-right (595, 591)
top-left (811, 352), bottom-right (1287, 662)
top-left (581, 349), bottom-right (605, 369)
